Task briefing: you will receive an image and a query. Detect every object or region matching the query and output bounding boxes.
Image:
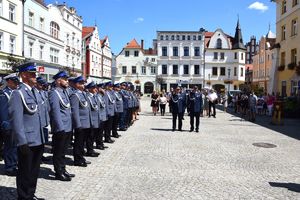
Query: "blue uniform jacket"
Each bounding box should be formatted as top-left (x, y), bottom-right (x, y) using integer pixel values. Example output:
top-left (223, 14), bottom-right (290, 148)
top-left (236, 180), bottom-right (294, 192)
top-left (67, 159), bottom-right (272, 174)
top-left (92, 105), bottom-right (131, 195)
top-left (114, 91), bottom-right (124, 113)
top-left (49, 87), bottom-right (72, 133)
top-left (34, 88), bottom-right (49, 128)
top-left (70, 90), bottom-right (91, 129)
top-left (188, 91), bottom-right (203, 113)
top-left (120, 89), bottom-right (129, 109)
top-left (128, 91), bottom-right (134, 108)
top-left (0, 87), bottom-right (13, 130)
top-left (170, 93), bottom-right (186, 113)
top-left (9, 83), bottom-right (44, 146)
top-left (96, 93), bottom-right (107, 122)
top-left (104, 90), bottom-right (115, 117)
top-left (87, 92), bottom-right (99, 128)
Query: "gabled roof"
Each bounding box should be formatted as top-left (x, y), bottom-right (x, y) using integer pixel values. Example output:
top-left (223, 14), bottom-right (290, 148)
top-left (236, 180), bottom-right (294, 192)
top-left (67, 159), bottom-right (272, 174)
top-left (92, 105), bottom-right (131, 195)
top-left (125, 39), bottom-right (141, 49)
top-left (82, 26), bottom-right (95, 38)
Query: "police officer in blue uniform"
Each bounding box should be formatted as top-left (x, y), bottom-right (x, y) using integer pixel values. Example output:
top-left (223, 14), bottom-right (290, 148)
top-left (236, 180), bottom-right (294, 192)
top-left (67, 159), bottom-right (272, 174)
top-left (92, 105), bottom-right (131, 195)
top-left (49, 71), bottom-right (75, 181)
top-left (187, 86), bottom-right (203, 132)
top-left (127, 83), bottom-right (134, 127)
top-left (70, 76), bottom-right (91, 167)
top-left (85, 81), bottom-right (100, 157)
top-left (0, 74), bottom-right (19, 176)
top-left (103, 82), bottom-right (115, 143)
top-left (95, 83), bottom-right (108, 150)
top-left (119, 82), bottom-right (129, 131)
top-left (9, 62), bottom-right (45, 200)
top-left (112, 83), bottom-right (123, 138)
top-left (170, 86), bottom-right (186, 131)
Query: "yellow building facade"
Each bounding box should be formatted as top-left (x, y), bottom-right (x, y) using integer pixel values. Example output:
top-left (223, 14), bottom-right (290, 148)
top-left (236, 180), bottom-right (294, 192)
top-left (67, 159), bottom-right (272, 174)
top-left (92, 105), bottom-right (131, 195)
top-left (274, 0), bottom-right (300, 96)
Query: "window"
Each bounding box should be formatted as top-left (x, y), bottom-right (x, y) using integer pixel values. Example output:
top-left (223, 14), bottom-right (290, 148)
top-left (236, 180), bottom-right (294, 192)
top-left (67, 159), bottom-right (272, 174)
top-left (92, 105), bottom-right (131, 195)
top-left (151, 58), bottom-right (155, 62)
top-left (160, 35), bottom-right (164, 40)
top-left (212, 67), bottom-right (218, 76)
top-left (0, 32), bottom-right (3, 51)
top-left (281, 25), bottom-right (286, 40)
top-left (50, 47), bottom-right (59, 63)
top-left (171, 35), bottom-right (174, 40)
top-left (125, 51), bottom-right (129, 57)
top-left (162, 46), bottom-right (168, 56)
top-left (150, 66), bottom-right (156, 74)
top-left (122, 66), bottom-right (127, 74)
top-left (234, 67), bottom-right (237, 76)
top-left (291, 19), bottom-right (298, 36)
top-left (293, 0), bottom-right (299, 7)
top-left (282, 0), bottom-right (287, 14)
top-left (29, 42), bottom-right (34, 57)
top-left (234, 52), bottom-right (238, 59)
top-left (173, 65), bottom-right (178, 74)
top-left (187, 35), bottom-right (190, 40)
top-left (194, 65), bottom-right (200, 75)
top-left (214, 52), bottom-right (218, 59)
top-left (291, 80), bottom-right (297, 95)
top-left (281, 51), bottom-right (286, 66)
top-left (220, 52), bottom-right (225, 60)
top-left (241, 53), bottom-right (244, 60)
top-left (216, 38), bottom-right (222, 49)
top-left (220, 67), bottom-right (225, 76)
top-left (9, 36), bottom-right (15, 54)
top-left (50, 21), bottom-right (60, 39)
top-left (162, 65), bottom-right (167, 74)
top-left (291, 49), bottom-right (297, 64)
top-left (132, 66), bottom-right (136, 74)
top-left (241, 67), bottom-right (244, 77)
top-left (134, 51), bottom-right (139, 57)
top-left (198, 35), bottom-right (202, 40)
top-left (0, 0), bottom-right (2, 17)
top-left (29, 12), bottom-right (34, 27)
top-left (66, 34), bottom-right (69, 45)
top-left (166, 35), bottom-right (169, 40)
top-left (9, 4), bottom-right (15, 22)
top-left (193, 35), bottom-right (196, 40)
top-left (39, 18), bottom-right (44, 31)
top-left (141, 66), bottom-right (146, 74)
top-left (184, 65), bottom-right (189, 74)
top-left (281, 81), bottom-right (287, 97)
top-left (173, 46), bottom-right (178, 56)
top-left (184, 47), bottom-right (189, 56)
top-left (194, 47), bottom-right (200, 56)
top-left (182, 35), bottom-right (185, 40)
top-left (176, 35), bottom-right (180, 40)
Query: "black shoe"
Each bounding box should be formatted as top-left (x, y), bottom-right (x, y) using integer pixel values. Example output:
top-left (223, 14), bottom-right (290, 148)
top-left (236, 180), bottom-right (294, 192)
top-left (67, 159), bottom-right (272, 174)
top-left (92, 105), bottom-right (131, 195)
top-left (95, 145), bottom-right (105, 150)
top-left (32, 195), bottom-right (45, 200)
top-left (178, 129), bottom-right (182, 131)
top-left (84, 160), bottom-right (91, 165)
top-left (119, 128), bottom-right (127, 131)
top-left (104, 139), bottom-right (115, 143)
top-left (195, 129), bottom-right (199, 133)
top-left (41, 156), bottom-right (51, 162)
top-left (172, 129), bottom-right (175, 132)
top-left (5, 169), bottom-right (17, 176)
top-left (85, 152), bottom-right (99, 157)
top-left (63, 171), bottom-right (75, 178)
top-left (189, 128), bottom-right (194, 132)
top-left (74, 162), bottom-right (87, 167)
top-left (55, 173), bottom-right (71, 181)
top-left (112, 134), bottom-right (119, 138)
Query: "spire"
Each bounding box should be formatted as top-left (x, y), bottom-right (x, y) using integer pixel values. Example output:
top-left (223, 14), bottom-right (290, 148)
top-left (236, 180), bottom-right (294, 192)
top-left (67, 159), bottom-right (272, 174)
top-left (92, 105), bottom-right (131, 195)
top-left (232, 18), bottom-right (246, 50)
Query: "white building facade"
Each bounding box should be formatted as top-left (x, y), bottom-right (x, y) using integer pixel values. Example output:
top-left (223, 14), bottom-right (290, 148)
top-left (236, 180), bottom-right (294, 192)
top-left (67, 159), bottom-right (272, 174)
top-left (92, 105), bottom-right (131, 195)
top-left (0, 0), bottom-right (24, 77)
top-left (156, 30), bottom-right (205, 91)
top-left (115, 39), bottom-right (157, 94)
top-left (101, 36), bottom-right (112, 80)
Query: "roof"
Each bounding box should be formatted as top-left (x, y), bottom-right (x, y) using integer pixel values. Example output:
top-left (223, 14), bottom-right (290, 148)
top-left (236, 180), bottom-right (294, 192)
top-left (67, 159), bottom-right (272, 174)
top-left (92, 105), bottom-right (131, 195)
top-left (124, 39), bottom-right (141, 49)
top-left (82, 27), bottom-right (95, 38)
top-left (204, 31), bottom-right (234, 48)
top-left (266, 30), bottom-right (276, 39)
top-left (144, 48), bottom-right (157, 55)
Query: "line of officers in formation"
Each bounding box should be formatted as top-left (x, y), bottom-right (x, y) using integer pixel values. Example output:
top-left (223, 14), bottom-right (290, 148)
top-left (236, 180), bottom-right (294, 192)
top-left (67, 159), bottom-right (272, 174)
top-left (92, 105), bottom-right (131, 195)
top-left (0, 62), bottom-right (140, 200)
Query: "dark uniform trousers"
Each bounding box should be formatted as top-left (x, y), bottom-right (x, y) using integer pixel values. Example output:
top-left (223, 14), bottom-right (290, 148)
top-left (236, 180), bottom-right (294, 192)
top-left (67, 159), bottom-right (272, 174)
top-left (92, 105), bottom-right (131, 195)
top-left (112, 113), bottom-right (120, 136)
top-left (52, 131), bottom-right (71, 173)
top-left (119, 109), bottom-right (127, 129)
top-left (190, 112), bottom-right (200, 131)
top-left (73, 128), bottom-right (89, 164)
top-left (3, 130), bottom-right (17, 171)
top-left (209, 101), bottom-right (216, 117)
top-left (172, 112), bottom-right (183, 130)
top-left (17, 144), bottom-right (44, 200)
top-left (95, 122), bottom-right (104, 147)
top-left (127, 108), bottom-right (133, 127)
top-left (104, 116), bottom-right (113, 141)
top-left (86, 128), bottom-right (97, 154)
top-left (0, 130), bottom-right (3, 159)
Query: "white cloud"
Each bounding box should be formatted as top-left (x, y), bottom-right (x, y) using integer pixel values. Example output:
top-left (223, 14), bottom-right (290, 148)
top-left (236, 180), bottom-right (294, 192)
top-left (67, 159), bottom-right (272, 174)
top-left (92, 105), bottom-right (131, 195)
top-left (134, 17), bottom-right (144, 23)
top-left (248, 1), bottom-right (268, 12)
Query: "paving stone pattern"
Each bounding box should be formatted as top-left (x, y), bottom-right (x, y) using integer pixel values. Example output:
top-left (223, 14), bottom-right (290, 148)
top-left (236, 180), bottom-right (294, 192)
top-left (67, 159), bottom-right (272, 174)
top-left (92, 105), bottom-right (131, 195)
top-left (1, 97), bottom-right (300, 199)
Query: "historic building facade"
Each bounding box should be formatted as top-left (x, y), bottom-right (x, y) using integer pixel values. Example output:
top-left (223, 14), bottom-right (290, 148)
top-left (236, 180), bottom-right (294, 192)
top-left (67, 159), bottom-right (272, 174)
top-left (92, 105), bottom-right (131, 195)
top-left (272, 0), bottom-right (300, 96)
top-left (115, 39), bottom-right (157, 94)
top-left (156, 30), bottom-right (205, 91)
top-left (204, 20), bottom-right (246, 92)
top-left (0, 0), bottom-right (24, 78)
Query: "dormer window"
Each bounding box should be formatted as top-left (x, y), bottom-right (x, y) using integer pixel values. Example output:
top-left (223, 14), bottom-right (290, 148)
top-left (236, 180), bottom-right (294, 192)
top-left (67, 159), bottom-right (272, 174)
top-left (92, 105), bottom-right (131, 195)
top-left (216, 38), bottom-right (222, 49)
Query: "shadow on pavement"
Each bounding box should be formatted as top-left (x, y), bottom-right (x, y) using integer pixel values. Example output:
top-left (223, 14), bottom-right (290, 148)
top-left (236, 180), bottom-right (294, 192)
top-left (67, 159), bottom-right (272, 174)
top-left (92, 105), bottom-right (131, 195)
top-left (269, 182), bottom-right (300, 193)
top-left (151, 128), bottom-right (173, 132)
top-left (0, 186), bottom-right (17, 199)
top-left (216, 104), bottom-right (300, 140)
top-left (39, 166), bottom-right (56, 180)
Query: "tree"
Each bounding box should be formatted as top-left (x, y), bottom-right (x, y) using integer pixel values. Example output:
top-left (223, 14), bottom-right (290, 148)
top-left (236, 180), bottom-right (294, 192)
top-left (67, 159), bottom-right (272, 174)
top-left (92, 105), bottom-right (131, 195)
top-left (5, 54), bottom-right (26, 72)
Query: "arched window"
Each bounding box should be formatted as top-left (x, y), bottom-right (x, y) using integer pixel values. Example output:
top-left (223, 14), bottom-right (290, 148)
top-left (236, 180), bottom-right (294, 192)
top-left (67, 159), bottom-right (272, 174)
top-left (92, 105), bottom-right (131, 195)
top-left (216, 38), bottom-right (222, 49)
top-left (50, 21), bottom-right (60, 39)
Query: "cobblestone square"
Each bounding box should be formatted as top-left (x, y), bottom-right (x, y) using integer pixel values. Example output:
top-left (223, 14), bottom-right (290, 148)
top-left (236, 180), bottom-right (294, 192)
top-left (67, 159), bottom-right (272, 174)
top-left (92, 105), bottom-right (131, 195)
top-left (1, 97), bottom-right (300, 200)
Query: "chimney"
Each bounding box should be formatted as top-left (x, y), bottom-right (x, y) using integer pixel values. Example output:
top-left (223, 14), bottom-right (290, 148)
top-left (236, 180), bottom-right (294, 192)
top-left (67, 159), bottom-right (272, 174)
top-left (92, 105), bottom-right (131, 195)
top-left (141, 39), bottom-right (144, 50)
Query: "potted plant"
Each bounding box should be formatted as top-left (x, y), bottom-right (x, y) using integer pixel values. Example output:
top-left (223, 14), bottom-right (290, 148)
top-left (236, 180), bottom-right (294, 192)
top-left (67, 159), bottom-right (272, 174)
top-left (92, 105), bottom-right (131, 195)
top-left (277, 65), bottom-right (285, 71)
top-left (287, 62), bottom-right (296, 70)
top-left (224, 80), bottom-right (233, 84)
top-left (206, 81), bottom-right (211, 85)
top-left (134, 79), bottom-right (140, 84)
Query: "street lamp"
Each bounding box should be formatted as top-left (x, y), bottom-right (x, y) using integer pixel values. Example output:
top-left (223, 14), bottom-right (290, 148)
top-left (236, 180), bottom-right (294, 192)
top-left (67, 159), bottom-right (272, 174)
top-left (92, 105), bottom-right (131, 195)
top-left (227, 68), bottom-right (231, 92)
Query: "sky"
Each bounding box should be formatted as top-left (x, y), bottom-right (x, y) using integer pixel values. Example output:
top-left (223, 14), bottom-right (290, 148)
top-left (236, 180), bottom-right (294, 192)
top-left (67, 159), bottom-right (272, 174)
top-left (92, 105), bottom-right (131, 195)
top-left (45, 0), bottom-right (276, 55)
